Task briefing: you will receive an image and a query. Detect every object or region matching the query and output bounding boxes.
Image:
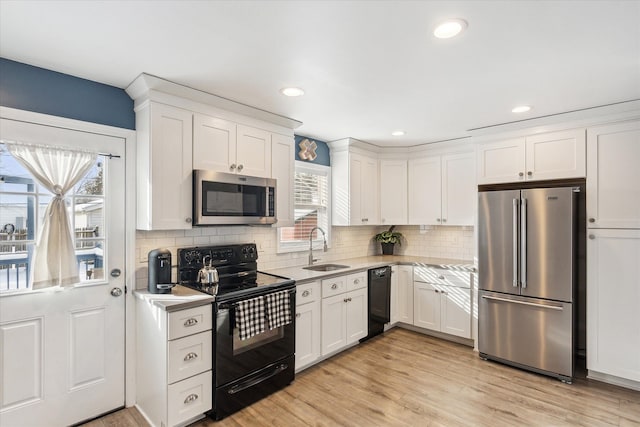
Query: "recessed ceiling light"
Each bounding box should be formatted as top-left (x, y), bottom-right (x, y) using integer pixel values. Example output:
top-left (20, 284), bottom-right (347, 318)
top-left (280, 87), bottom-right (305, 97)
top-left (512, 105), bottom-right (532, 113)
top-left (392, 130), bottom-right (406, 136)
top-left (434, 19), bottom-right (468, 39)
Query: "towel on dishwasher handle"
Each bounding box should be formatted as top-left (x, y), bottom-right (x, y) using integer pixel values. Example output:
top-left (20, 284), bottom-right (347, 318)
top-left (265, 290), bottom-right (292, 330)
top-left (236, 296), bottom-right (265, 340)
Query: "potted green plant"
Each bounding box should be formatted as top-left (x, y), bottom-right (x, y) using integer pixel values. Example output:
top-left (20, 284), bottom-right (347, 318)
top-left (374, 225), bottom-right (403, 255)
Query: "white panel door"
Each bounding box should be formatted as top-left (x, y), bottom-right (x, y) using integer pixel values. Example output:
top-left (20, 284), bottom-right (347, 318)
top-left (442, 152), bottom-right (475, 226)
top-left (360, 155), bottom-right (379, 225)
top-left (525, 128), bottom-right (586, 181)
top-left (271, 133), bottom-right (294, 227)
top-left (349, 154), bottom-right (364, 224)
top-left (379, 160), bottom-right (408, 225)
top-left (236, 125), bottom-right (271, 177)
top-left (396, 266), bottom-right (414, 324)
top-left (321, 294), bottom-right (347, 356)
top-left (193, 113), bottom-right (236, 173)
top-left (295, 300), bottom-right (320, 371)
top-left (440, 286), bottom-right (472, 338)
top-left (476, 138), bottom-right (526, 184)
top-left (587, 120), bottom-right (640, 229)
top-left (408, 156), bottom-right (441, 225)
top-left (345, 287), bottom-right (368, 345)
top-left (0, 119), bottom-right (126, 426)
top-left (587, 229), bottom-right (640, 382)
top-left (413, 282), bottom-right (440, 331)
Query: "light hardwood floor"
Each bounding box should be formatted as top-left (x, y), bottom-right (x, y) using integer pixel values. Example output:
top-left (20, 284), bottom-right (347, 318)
top-left (84, 328), bottom-right (640, 427)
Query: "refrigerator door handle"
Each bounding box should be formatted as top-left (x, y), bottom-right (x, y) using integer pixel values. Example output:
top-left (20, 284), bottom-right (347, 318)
top-left (521, 197), bottom-right (527, 288)
top-left (512, 198), bottom-right (519, 287)
top-left (481, 295), bottom-right (563, 311)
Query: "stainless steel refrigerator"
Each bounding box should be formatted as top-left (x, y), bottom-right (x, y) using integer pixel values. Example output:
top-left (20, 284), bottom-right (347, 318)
top-left (478, 186), bottom-right (578, 382)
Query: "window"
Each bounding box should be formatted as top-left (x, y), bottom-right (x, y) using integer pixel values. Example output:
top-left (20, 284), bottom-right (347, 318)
top-left (0, 143), bottom-right (105, 292)
top-left (278, 162), bottom-right (331, 253)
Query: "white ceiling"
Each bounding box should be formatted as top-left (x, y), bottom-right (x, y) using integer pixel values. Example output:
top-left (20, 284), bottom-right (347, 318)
top-left (1, 0), bottom-right (639, 146)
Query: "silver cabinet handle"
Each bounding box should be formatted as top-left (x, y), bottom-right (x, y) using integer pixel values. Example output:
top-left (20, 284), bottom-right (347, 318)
top-left (185, 217), bottom-right (192, 223)
top-left (354, 279), bottom-right (360, 284)
top-left (527, 171), bottom-right (533, 176)
top-left (519, 172), bottom-right (524, 177)
top-left (344, 298), bottom-right (349, 303)
top-left (589, 234), bottom-right (595, 240)
top-left (183, 352), bottom-right (198, 361)
top-left (521, 197), bottom-right (527, 289)
top-left (442, 218), bottom-right (447, 223)
top-left (436, 218), bottom-right (441, 222)
top-left (237, 164), bottom-right (244, 171)
top-left (347, 297), bottom-right (352, 302)
top-left (588, 218), bottom-right (595, 223)
top-left (331, 283), bottom-right (338, 290)
top-left (230, 163), bottom-right (237, 171)
top-left (438, 275), bottom-right (445, 280)
top-left (301, 290), bottom-right (310, 297)
top-left (296, 312), bottom-right (301, 318)
top-left (184, 393), bottom-right (199, 404)
top-left (184, 318), bottom-right (198, 327)
top-left (512, 198), bottom-right (519, 287)
top-left (435, 289), bottom-right (440, 293)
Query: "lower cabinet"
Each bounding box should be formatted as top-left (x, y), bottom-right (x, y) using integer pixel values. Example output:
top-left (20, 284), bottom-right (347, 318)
top-left (413, 267), bottom-right (472, 339)
top-left (295, 281), bottom-right (321, 371)
top-left (321, 272), bottom-right (368, 356)
top-left (393, 265), bottom-right (414, 324)
top-left (136, 301), bottom-right (213, 427)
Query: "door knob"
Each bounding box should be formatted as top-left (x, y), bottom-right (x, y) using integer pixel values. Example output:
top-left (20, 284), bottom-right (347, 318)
top-left (110, 287), bottom-right (123, 297)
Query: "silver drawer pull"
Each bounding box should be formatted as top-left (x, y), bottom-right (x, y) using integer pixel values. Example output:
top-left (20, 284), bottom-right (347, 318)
top-left (302, 290), bottom-right (310, 297)
top-left (296, 313), bottom-right (301, 318)
top-left (331, 283), bottom-right (338, 290)
top-left (439, 275), bottom-right (445, 280)
top-left (184, 393), bottom-right (199, 404)
top-left (184, 318), bottom-right (198, 327)
top-left (354, 279), bottom-right (360, 284)
top-left (183, 352), bottom-right (198, 361)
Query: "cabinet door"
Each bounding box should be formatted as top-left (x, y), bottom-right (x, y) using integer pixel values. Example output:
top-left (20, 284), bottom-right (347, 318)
top-left (525, 129), bottom-right (586, 181)
top-left (346, 287), bottom-right (368, 345)
top-left (440, 286), bottom-right (471, 338)
top-left (144, 102), bottom-right (193, 230)
top-left (380, 160), bottom-right (408, 225)
top-left (390, 266), bottom-right (399, 324)
top-left (408, 156), bottom-right (441, 225)
top-left (348, 154), bottom-right (364, 224)
top-left (396, 266), bottom-right (414, 323)
top-left (193, 113), bottom-right (237, 173)
top-left (271, 133), bottom-right (295, 227)
top-left (321, 294), bottom-right (347, 356)
top-left (587, 229), bottom-right (640, 382)
top-left (295, 300), bottom-right (321, 371)
top-left (236, 125), bottom-right (271, 177)
top-left (413, 282), bottom-right (440, 331)
top-left (361, 154), bottom-right (380, 225)
top-left (587, 120), bottom-right (640, 229)
top-left (442, 152), bottom-right (475, 226)
top-left (476, 138), bottom-right (526, 185)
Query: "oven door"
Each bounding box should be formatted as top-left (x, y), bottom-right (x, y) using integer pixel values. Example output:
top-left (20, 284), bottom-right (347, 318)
top-left (215, 287), bottom-right (296, 387)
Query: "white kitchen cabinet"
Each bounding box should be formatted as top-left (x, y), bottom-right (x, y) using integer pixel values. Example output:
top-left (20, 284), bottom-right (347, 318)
top-left (395, 265), bottom-right (414, 324)
top-left (271, 133), bottom-right (295, 227)
top-left (587, 229), bottom-right (640, 383)
top-left (586, 120), bottom-right (640, 229)
top-left (237, 125), bottom-right (272, 178)
top-left (321, 273), bottom-right (368, 356)
top-left (295, 282), bottom-right (321, 372)
top-left (136, 300), bottom-right (213, 427)
top-left (413, 267), bottom-right (472, 339)
top-left (332, 150), bottom-right (379, 225)
top-left (136, 102), bottom-right (193, 230)
top-left (408, 152), bottom-right (475, 226)
top-left (476, 128), bottom-right (586, 184)
top-left (379, 159), bottom-right (408, 225)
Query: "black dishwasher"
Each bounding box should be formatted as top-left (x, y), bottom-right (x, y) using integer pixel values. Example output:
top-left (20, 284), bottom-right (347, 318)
top-left (361, 266), bottom-right (392, 342)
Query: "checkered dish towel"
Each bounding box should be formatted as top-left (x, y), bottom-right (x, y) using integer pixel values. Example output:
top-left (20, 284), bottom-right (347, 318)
top-left (236, 296), bottom-right (265, 340)
top-left (265, 290), bottom-right (292, 330)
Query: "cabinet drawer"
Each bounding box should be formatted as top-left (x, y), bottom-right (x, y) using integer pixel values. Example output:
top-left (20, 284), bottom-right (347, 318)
top-left (297, 281), bottom-right (320, 305)
top-left (322, 276), bottom-right (347, 298)
top-left (346, 272), bottom-right (367, 291)
top-left (414, 267), bottom-right (471, 289)
top-left (168, 370), bottom-right (213, 426)
top-left (168, 304), bottom-right (213, 340)
top-left (168, 331), bottom-right (213, 384)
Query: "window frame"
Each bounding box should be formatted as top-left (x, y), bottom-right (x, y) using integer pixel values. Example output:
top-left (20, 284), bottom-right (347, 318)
top-left (277, 161), bottom-right (331, 254)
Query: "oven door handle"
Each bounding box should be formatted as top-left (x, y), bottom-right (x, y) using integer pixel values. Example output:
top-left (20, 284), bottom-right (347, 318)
top-left (227, 363), bottom-right (289, 395)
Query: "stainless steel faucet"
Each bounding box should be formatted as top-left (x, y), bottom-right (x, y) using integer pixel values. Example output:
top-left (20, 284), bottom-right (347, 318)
top-left (308, 226), bottom-right (328, 265)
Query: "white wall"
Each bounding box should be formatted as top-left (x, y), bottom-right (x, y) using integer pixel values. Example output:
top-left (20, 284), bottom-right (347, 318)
top-left (135, 225), bottom-right (474, 289)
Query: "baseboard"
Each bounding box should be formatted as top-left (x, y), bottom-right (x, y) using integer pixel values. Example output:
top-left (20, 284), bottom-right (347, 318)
top-left (396, 323), bottom-right (475, 347)
top-left (587, 370), bottom-right (640, 391)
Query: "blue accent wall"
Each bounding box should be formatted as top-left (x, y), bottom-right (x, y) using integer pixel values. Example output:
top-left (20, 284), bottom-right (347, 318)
top-left (0, 58), bottom-right (135, 130)
top-left (294, 135), bottom-right (330, 166)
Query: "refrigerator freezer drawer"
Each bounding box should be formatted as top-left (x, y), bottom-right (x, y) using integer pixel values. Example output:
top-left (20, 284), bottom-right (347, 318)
top-left (479, 291), bottom-right (574, 380)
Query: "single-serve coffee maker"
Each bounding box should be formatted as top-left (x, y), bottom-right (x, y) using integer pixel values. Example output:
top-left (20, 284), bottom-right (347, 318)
top-left (148, 248), bottom-right (175, 294)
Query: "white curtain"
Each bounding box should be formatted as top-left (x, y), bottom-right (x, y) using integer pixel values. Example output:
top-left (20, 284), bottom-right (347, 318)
top-left (6, 142), bottom-right (97, 289)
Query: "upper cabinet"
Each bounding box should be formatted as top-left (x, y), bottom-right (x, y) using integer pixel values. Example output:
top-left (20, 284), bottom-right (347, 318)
top-left (136, 102), bottom-right (194, 230)
top-left (586, 119), bottom-right (640, 229)
top-left (332, 149), bottom-right (379, 226)
top-left (408, 152), bottom-right (475, 226)
top-left (193, 114), bottom-right (271, 178)
top-left (379, 160), bottom-right (408, 225)
top-left (271, 133), bottom-right (295, 227)
top-left (476, 129), bottom-right (586, 184)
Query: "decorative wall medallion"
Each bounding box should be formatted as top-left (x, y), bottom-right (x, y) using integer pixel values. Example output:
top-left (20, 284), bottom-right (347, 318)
top-left (298, 139), bottom-right (317, 161)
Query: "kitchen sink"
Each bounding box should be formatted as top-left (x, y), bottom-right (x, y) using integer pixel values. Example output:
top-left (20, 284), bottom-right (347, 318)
top-left (302, 263), bottom-right (350, 272)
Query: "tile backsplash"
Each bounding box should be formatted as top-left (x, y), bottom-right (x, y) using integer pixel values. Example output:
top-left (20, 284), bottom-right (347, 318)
top-left (135, 225), bottom-right (474, 289)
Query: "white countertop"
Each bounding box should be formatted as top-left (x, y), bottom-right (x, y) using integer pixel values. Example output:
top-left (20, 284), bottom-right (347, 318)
top-left (133, 285), bottom-right (214, 312)
top-left (263, 255), bottom-right (475, 284)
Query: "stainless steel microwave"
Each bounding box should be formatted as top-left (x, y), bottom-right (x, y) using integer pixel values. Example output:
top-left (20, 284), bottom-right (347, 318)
top-left (193, 170), bottom-right (276, 225)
